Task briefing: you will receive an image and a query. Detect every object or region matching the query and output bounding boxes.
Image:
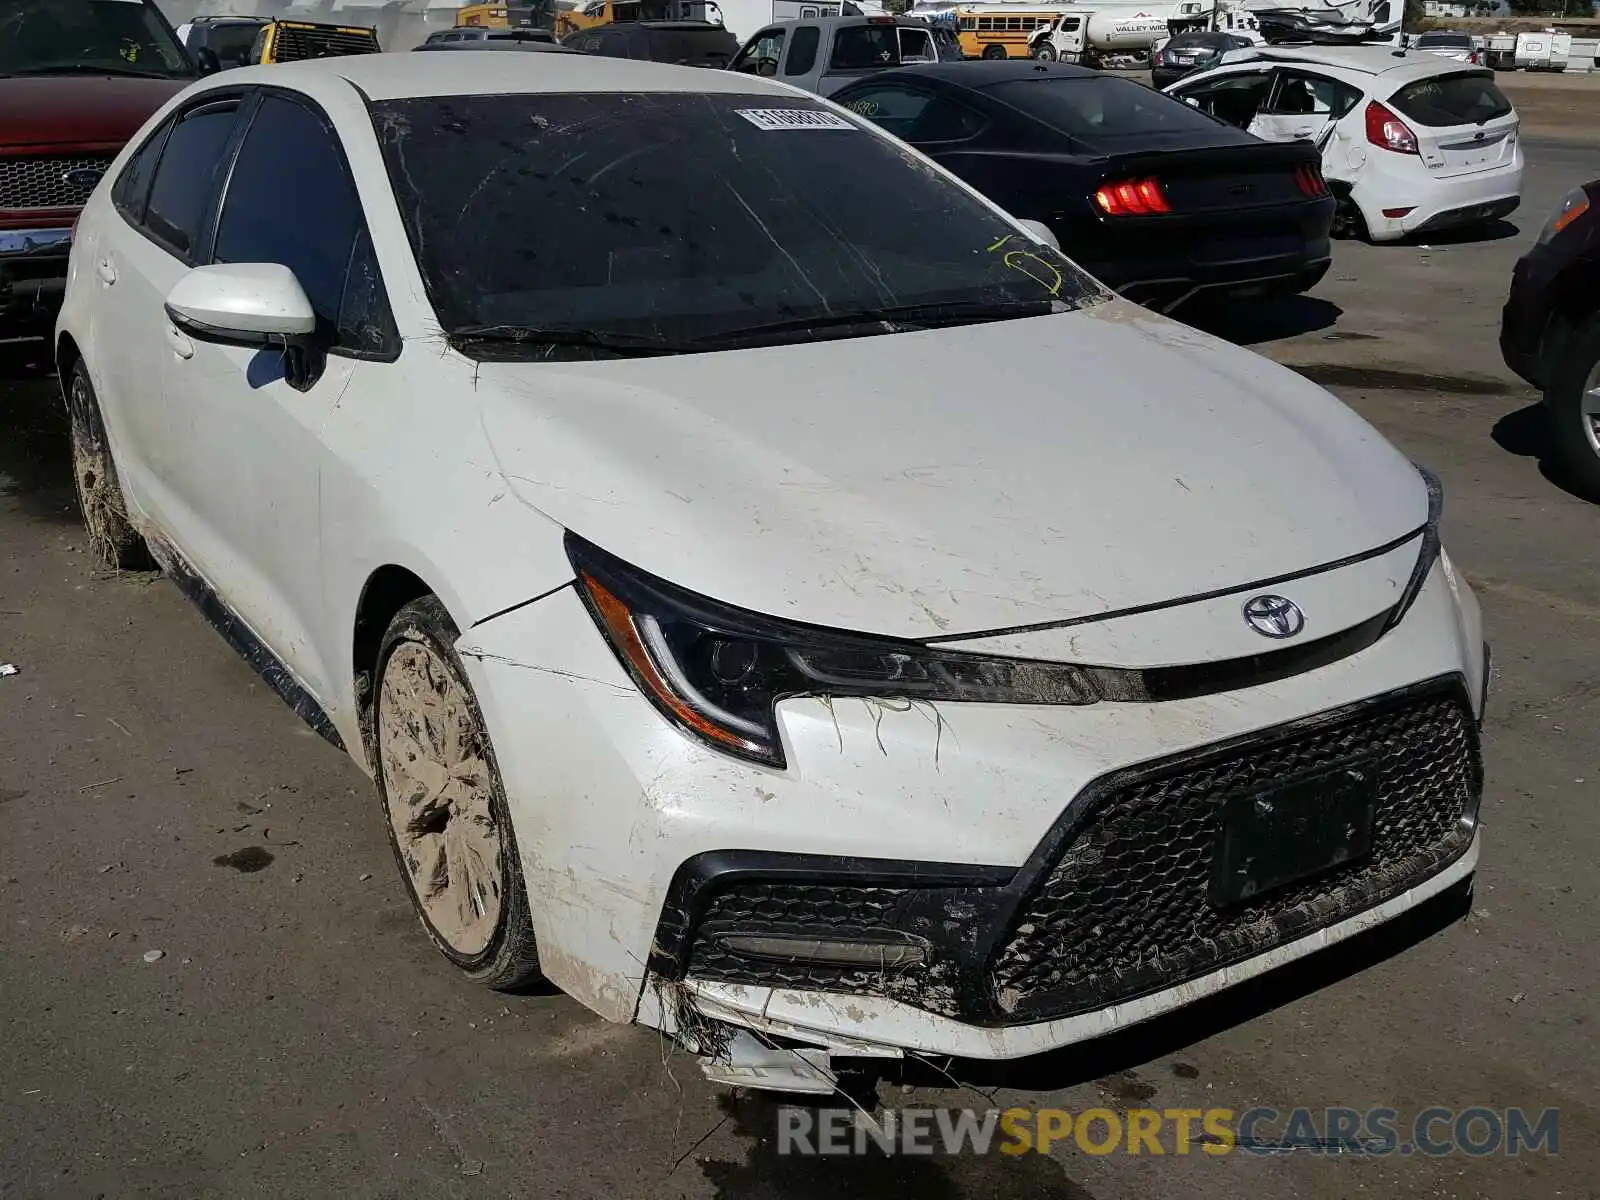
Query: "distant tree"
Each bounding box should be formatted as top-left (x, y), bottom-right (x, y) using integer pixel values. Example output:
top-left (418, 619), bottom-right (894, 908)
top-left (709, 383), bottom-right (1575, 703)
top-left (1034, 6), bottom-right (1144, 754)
top-left (1403, 0), bottom-right (1425, 27)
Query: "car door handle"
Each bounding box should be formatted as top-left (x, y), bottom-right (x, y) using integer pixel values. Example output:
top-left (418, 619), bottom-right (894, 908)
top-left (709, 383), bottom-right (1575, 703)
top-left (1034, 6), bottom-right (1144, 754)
top-left (95, 257), bottom-right (117, 285)
top-left (165, 324), bottom-right (194, 360)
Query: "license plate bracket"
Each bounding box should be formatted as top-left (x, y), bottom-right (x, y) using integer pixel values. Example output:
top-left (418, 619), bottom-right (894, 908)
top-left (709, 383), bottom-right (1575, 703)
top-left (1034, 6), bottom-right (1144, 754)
top-left (1210, 756), bottom-right (1379, 907)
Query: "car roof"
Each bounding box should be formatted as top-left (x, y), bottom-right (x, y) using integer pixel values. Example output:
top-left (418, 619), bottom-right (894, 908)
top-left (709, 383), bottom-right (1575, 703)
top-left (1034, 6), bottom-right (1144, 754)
top-left (849, 59), bottom-right (1102, 87)
top-left (1216, 44), bottom-right (1485, 82)
top-left (226, 49), bottom-right (799, 100)
top-left (633, 21), bottom-right (732, 30)
top-left (759, 14), bottom-right (931, 28)
top-left (413, 41), bottom-right (574, 52)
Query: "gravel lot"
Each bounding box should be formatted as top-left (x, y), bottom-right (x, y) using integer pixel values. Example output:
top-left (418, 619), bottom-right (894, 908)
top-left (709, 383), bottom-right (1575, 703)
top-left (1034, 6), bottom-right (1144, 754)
top-left (2, 77), bottom-right (1598, 1200)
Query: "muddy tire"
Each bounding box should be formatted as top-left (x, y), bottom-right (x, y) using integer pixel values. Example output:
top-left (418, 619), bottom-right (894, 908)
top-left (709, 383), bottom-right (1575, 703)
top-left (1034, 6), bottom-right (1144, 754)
top-left (372, 595), bottom-right (542, 991)
top-left (66, 362), bottom-right (154, 571)
top-left (1033, 44), bottom-right (1056, 61)
top-left (1543, 311), bottom-right (1600, 502)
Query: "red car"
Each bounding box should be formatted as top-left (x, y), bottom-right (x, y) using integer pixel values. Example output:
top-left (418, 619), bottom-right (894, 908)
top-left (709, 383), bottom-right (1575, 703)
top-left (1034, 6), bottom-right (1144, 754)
top-left (1, 0), bottom-right (195, 342)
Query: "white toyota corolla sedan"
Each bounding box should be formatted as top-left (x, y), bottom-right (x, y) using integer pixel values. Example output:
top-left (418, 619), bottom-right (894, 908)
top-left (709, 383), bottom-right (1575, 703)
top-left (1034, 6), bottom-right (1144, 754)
top-left (57, 52), bottom-right (1487, 1092)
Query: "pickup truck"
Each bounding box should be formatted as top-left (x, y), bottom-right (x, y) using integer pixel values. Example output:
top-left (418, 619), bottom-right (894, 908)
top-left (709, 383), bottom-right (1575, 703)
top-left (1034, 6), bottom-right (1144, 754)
top-left (728, 14), bottom-right (961, 96)
top-left (1, 0), bottom-right (195, 342)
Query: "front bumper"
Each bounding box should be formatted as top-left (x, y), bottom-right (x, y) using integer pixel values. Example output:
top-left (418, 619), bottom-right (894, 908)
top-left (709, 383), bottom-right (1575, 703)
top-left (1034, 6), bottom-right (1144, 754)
top-left (456, 555), bottom-right (1487, 1055)
top-left (0, 226), bottom-right (72, 340)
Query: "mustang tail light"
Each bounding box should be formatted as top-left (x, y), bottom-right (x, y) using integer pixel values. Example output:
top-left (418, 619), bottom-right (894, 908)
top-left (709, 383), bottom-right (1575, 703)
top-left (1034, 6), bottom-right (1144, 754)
top-left (1294, 162), bottom-right (1329, 198)
top-left (1365, 100), bottom-right (1419, 155)
top-left (1094, 176), bottom-right (1171, 216)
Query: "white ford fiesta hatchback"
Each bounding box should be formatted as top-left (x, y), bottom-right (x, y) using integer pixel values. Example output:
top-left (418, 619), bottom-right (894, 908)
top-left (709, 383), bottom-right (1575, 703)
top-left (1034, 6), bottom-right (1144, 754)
top-left (57, 53), bottom-right (1487, 1092)
top-left (1166, 44), bottom-right (1522, 243)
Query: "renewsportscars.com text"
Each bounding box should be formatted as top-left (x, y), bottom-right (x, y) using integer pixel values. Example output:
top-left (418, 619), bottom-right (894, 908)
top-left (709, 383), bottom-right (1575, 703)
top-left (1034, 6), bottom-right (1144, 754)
top-left (777, 1106), bottom-right (1559, 1158)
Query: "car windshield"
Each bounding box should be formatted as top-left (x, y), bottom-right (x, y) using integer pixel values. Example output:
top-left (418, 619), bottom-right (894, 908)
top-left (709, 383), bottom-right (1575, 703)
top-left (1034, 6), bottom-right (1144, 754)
top-left (1389, 71), bottom-right (1511, 127)
top-left (1416, 33), bottom-right (1472, 49)
top-left (986, 75), bottom-right (1223, 150)
top-left (0, 0), bottom-right (194, 79)
top-left (1168, 34), bottom-right (1231, 49)
top-left (369, 91), bottom-right (1101, 356)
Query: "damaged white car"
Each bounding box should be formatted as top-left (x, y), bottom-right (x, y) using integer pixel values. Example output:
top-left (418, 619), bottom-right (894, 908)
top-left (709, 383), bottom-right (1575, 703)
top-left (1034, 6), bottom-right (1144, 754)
top-left (57, 53), bottom-right (1487, 1093)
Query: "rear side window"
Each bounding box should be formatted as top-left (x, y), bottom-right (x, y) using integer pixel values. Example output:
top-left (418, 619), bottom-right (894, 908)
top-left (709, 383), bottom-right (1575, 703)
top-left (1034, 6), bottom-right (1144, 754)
top-left (829, 25), bottom-right (901, 70)
top-left (1389, 72), bottom-right (1511, 127)
top-left (208, 23), bottom-right (263, 66)
top-left (112, 122), bottom-right (171, 225)
top-left (784, 25), bottom-right (820, 75)
top-left (990, 76), bottom-right (1223, 149)
top-left (1267, 72), bottom-right (1362, 119)
top-left (143, 100), bottom-right (242, 260)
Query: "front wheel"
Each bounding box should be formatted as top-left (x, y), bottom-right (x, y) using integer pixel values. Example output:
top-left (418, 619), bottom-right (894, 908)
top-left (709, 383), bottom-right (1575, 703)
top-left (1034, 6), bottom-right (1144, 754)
top-left (65, 362), bottom-right (153, 570)
top-left (1032, 43), bottom-right (1056, 61)
top-left (1543, 312), bottom-right (1600, 501)
top-left (373, 595), bottom-right (543, 990)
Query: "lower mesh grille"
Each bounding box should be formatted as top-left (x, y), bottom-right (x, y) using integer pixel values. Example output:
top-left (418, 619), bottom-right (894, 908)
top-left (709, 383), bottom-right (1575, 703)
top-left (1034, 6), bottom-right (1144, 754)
top-left (686, 883), bottom-right (968, 1017)
top-left (677, 686), bottom-right (1480, 1026)
top-left (988, 692), bottom-right (1479, 1020)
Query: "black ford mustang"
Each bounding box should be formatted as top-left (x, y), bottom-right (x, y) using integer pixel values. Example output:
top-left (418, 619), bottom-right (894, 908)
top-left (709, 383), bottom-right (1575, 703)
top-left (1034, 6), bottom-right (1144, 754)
top-left (832, 61), bottom-right (1335, 311)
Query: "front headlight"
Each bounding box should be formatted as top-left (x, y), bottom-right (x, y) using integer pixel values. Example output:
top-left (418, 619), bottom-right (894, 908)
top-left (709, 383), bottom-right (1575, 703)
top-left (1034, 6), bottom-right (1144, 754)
top-left (567, 533), bottom-right (1098, 767)
top-left (1537, 187), bottom-right (1590, 246)
top-left (1381, 462), bottom-right (1444, 634)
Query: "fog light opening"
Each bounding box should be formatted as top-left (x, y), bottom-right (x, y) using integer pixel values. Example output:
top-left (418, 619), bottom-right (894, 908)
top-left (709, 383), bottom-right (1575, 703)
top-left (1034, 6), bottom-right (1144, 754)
top-left (718, 934), bottom-right (929, 969)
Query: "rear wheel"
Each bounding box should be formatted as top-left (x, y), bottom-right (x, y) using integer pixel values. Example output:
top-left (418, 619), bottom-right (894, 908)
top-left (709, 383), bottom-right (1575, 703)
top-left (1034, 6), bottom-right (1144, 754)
top-left (373, 595), bottom-right (543, 990)
top-left (982, 44), bottom-right (1008, 59)
top-left (65, 362), bottom-right (154, 571)
top-left (1543, 311), bottom-right (1600, 501)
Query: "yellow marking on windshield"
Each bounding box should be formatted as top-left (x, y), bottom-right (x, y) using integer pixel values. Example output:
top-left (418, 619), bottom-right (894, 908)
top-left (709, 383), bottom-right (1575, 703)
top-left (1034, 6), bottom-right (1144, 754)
top-left (988, 234), bottom-right (1064, 296)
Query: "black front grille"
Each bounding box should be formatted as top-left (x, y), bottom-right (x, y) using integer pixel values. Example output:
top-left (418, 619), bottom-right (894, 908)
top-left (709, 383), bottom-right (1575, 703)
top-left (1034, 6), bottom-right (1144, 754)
top-left (272, 25), bottom-right (378, 62)
top-left (989, 691), bottom-right (1479, 1021)
top-left (668, 682), bottom-right (1480, 1027)
top-left (0, 154), bottom-right (112, 211)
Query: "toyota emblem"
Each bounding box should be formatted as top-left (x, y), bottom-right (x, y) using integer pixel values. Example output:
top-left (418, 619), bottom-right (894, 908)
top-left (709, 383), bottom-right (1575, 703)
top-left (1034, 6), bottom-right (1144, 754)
top-left (1242, 594), bottom-right (1305, 639)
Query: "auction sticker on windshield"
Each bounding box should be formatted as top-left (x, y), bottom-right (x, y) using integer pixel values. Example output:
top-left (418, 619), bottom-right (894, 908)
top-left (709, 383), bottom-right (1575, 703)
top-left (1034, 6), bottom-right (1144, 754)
top-left (735, 109), bottom-right (856, 131)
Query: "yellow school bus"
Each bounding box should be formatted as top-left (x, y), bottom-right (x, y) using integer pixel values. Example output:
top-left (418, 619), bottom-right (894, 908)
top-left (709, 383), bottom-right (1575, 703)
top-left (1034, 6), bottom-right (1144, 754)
top-left (954, 3), bottom-right (1070, 58)
top-left (456, 3), bottom-right (507, 24)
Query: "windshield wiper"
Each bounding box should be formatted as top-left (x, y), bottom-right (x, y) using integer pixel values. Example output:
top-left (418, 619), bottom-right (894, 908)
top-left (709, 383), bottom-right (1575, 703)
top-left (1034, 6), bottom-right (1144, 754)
top-left (701, 298), bottom-right (1065, 346)
top-left (9, 62), bottom-right (183, 79)
top-left (448, 324), bottom-right (703, 359)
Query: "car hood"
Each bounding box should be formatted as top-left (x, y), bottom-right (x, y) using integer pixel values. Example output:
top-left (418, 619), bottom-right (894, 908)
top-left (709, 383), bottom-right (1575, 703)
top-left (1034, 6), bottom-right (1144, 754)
top-left (0, 75), bottom-right (189, 151)
top-left (478, 300), bottom-right (1426, 640)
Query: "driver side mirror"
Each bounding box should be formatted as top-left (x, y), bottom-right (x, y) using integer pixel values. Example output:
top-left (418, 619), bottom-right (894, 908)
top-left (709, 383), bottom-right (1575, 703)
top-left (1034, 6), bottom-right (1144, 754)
top-left (165, 264), bottom-right (324, 390)
top-left (165, 263), bottom-right (316, 345)
top-left (194, 47), bottom-right (223, 76)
